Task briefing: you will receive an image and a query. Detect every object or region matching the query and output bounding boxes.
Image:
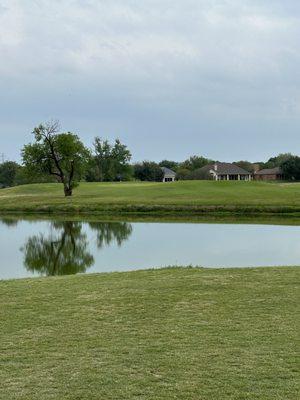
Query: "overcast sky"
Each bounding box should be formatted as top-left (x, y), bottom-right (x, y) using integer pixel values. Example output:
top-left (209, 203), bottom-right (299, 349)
top-left (1, 0), bottom-right (300, 162)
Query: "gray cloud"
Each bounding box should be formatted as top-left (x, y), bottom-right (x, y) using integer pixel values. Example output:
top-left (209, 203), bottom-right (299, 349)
top-left (0, 0), bottom-right (300, 162)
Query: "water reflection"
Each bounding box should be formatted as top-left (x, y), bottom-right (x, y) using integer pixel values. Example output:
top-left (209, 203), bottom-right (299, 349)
top-left (2, 215), bottom-right (300, 281)
top-left (0, 218), bottom-right (19, 227)
top-left (89, 222), bottom-right (133, 248)
top-left (19, 220), bottom-right (133, 276)
top-left (21, 222), bottom-right (94, 276)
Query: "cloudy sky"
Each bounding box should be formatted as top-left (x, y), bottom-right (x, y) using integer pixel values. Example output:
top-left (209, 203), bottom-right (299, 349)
top-left (0, 0), bottom-right (300, 162)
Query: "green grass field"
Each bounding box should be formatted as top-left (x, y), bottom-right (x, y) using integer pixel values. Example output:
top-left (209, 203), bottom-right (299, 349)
top-left (1, 180), bottom-right (300, 215)
top-left (0, 267), bottom-right (298, 399)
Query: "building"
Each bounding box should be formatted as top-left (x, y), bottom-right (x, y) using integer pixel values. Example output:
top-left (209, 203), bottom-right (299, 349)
top-left (254, 167), bottom-right (283, 181)
top-left (198, 162), bottom-right (252, 181)
top-left (161, 167), bottom-right (176, 182)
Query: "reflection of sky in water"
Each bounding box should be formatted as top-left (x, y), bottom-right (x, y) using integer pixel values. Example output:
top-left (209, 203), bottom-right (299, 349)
top-left (1, 220), bottom-right (300, 280)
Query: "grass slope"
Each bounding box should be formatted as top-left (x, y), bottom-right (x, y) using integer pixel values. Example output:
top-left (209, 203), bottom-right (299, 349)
top-left (0, 267), bottom-right (299, 400)
top-left (1, 181), bottom-right (300, 215)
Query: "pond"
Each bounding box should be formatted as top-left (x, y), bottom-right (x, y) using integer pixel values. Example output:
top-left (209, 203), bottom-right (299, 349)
top-left (0, 217), bottom-right (300, 280)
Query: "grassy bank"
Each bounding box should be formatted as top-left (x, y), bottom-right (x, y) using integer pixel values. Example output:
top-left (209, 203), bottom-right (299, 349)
top-left (0, 267), bottom-right (298, 399)
top-left (3, 211), bottom-right (300, 226)
top-left (1, 181), bottom-right (300, 215)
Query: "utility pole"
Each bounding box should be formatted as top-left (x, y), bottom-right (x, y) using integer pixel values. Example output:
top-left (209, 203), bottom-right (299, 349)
top-left (0, 153), bottom-right (5, 164)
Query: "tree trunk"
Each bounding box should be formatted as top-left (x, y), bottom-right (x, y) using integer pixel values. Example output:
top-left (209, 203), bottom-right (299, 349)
top-left (64, 186), bottom-right (73, 197)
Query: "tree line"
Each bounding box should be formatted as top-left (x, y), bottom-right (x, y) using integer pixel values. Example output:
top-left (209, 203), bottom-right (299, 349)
top-left (1, 120), bottom-right (300, 196)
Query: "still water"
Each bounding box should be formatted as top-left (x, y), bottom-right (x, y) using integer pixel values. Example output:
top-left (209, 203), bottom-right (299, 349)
top-left (0, 217), bottom-right (299, 280)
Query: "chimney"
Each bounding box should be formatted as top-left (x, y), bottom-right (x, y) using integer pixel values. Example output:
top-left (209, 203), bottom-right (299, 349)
top-left (214, 163), bottom-right (218, 171)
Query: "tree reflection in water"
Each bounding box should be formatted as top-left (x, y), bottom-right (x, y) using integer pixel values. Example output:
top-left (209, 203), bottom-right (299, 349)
top-left (88, 222), bottom-right (133, 248)
top-left (21, 220), bottom-right (133, 276)
top-left (0, 218), bottom-right (19, 227)
top-left (22, 222), bottom-right (94, 276)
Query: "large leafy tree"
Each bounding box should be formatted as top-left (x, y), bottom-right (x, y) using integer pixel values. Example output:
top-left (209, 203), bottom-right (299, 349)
top-left (22, 121), bottom-right (90, 196)
top-left (86, 137), bottom-right (132, 182)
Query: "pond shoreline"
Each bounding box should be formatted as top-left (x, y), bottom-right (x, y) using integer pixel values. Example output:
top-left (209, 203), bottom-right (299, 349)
top-left (2, 204), bottom-right (300, 216)
top-left (2, 208), bottom-right (300, 227)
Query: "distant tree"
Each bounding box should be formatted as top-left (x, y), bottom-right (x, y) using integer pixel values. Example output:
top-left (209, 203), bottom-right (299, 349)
top-left (264, 153), bottom-right (293, 169)
top-left (0, 161), bottom-right (21, 187)
top-left (176, 167), bottom-right (212, 180)
top-left (281, 156), bottom-right (300, 180)
top-left (176, 167), bottom-right (191, 180)
top-left (86, 137), bottom-right (132, 182)
top-left (111, 139), bottom-right (133, 180)
top-left (14, 165), bottom-right (56, 185)
top-left (233, 160), bottom-right (254, 173)
top-left (180, 155), bottom-right (213, 171)
top-left (188, 168), bottom-right (213, 180)
top-left (252, 163), bottom-right (264, 173)
top-left (134, 161), bottom-right (164, 182)
top-left (22, 121), bottom-right (90, 196)
top-left (159, 160), bottom-right (179, 171)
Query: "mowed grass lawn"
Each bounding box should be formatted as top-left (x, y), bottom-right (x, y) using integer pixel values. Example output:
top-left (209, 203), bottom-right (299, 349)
top-left (0, 267), bottom-right (299, 400)
top-left (1, 180), bottom-right (300, 213)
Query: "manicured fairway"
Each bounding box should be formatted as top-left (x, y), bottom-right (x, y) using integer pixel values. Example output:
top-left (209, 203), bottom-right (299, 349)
top-left (1, 180), bottom-right (300, 214)
top-left (0, 267), bottom-right (298, 399)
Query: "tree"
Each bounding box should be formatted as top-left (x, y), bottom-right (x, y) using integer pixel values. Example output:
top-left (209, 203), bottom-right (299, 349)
top-left (111, 138), bottom-right (133, 180)
top-left (176, 167), bottom-right (212, 180)
top-left (159, 160), bottom-right (179, 171)
top-left (22, 121), bottom-right (90, 196)
top-left (175, 167), bottom-right (191, 180)
top-left (281, 156), bottom-right (300, 180)
top-left (0, 161), bottom-right (21, 187)
top-left (133, 161), bottom-right (164, 182)
top-left (264, 153), bottom-right (293, 169)
top-left (180, 155), bottom-right (213, 171)
top-left (14, 165), bottom-right (56, 186)
top-left (233, 160), bottom-right (254, 173)
top-left (86, 137), bottom-right (132, 182)
top-left (188, 168), bottom-right (213, 180)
